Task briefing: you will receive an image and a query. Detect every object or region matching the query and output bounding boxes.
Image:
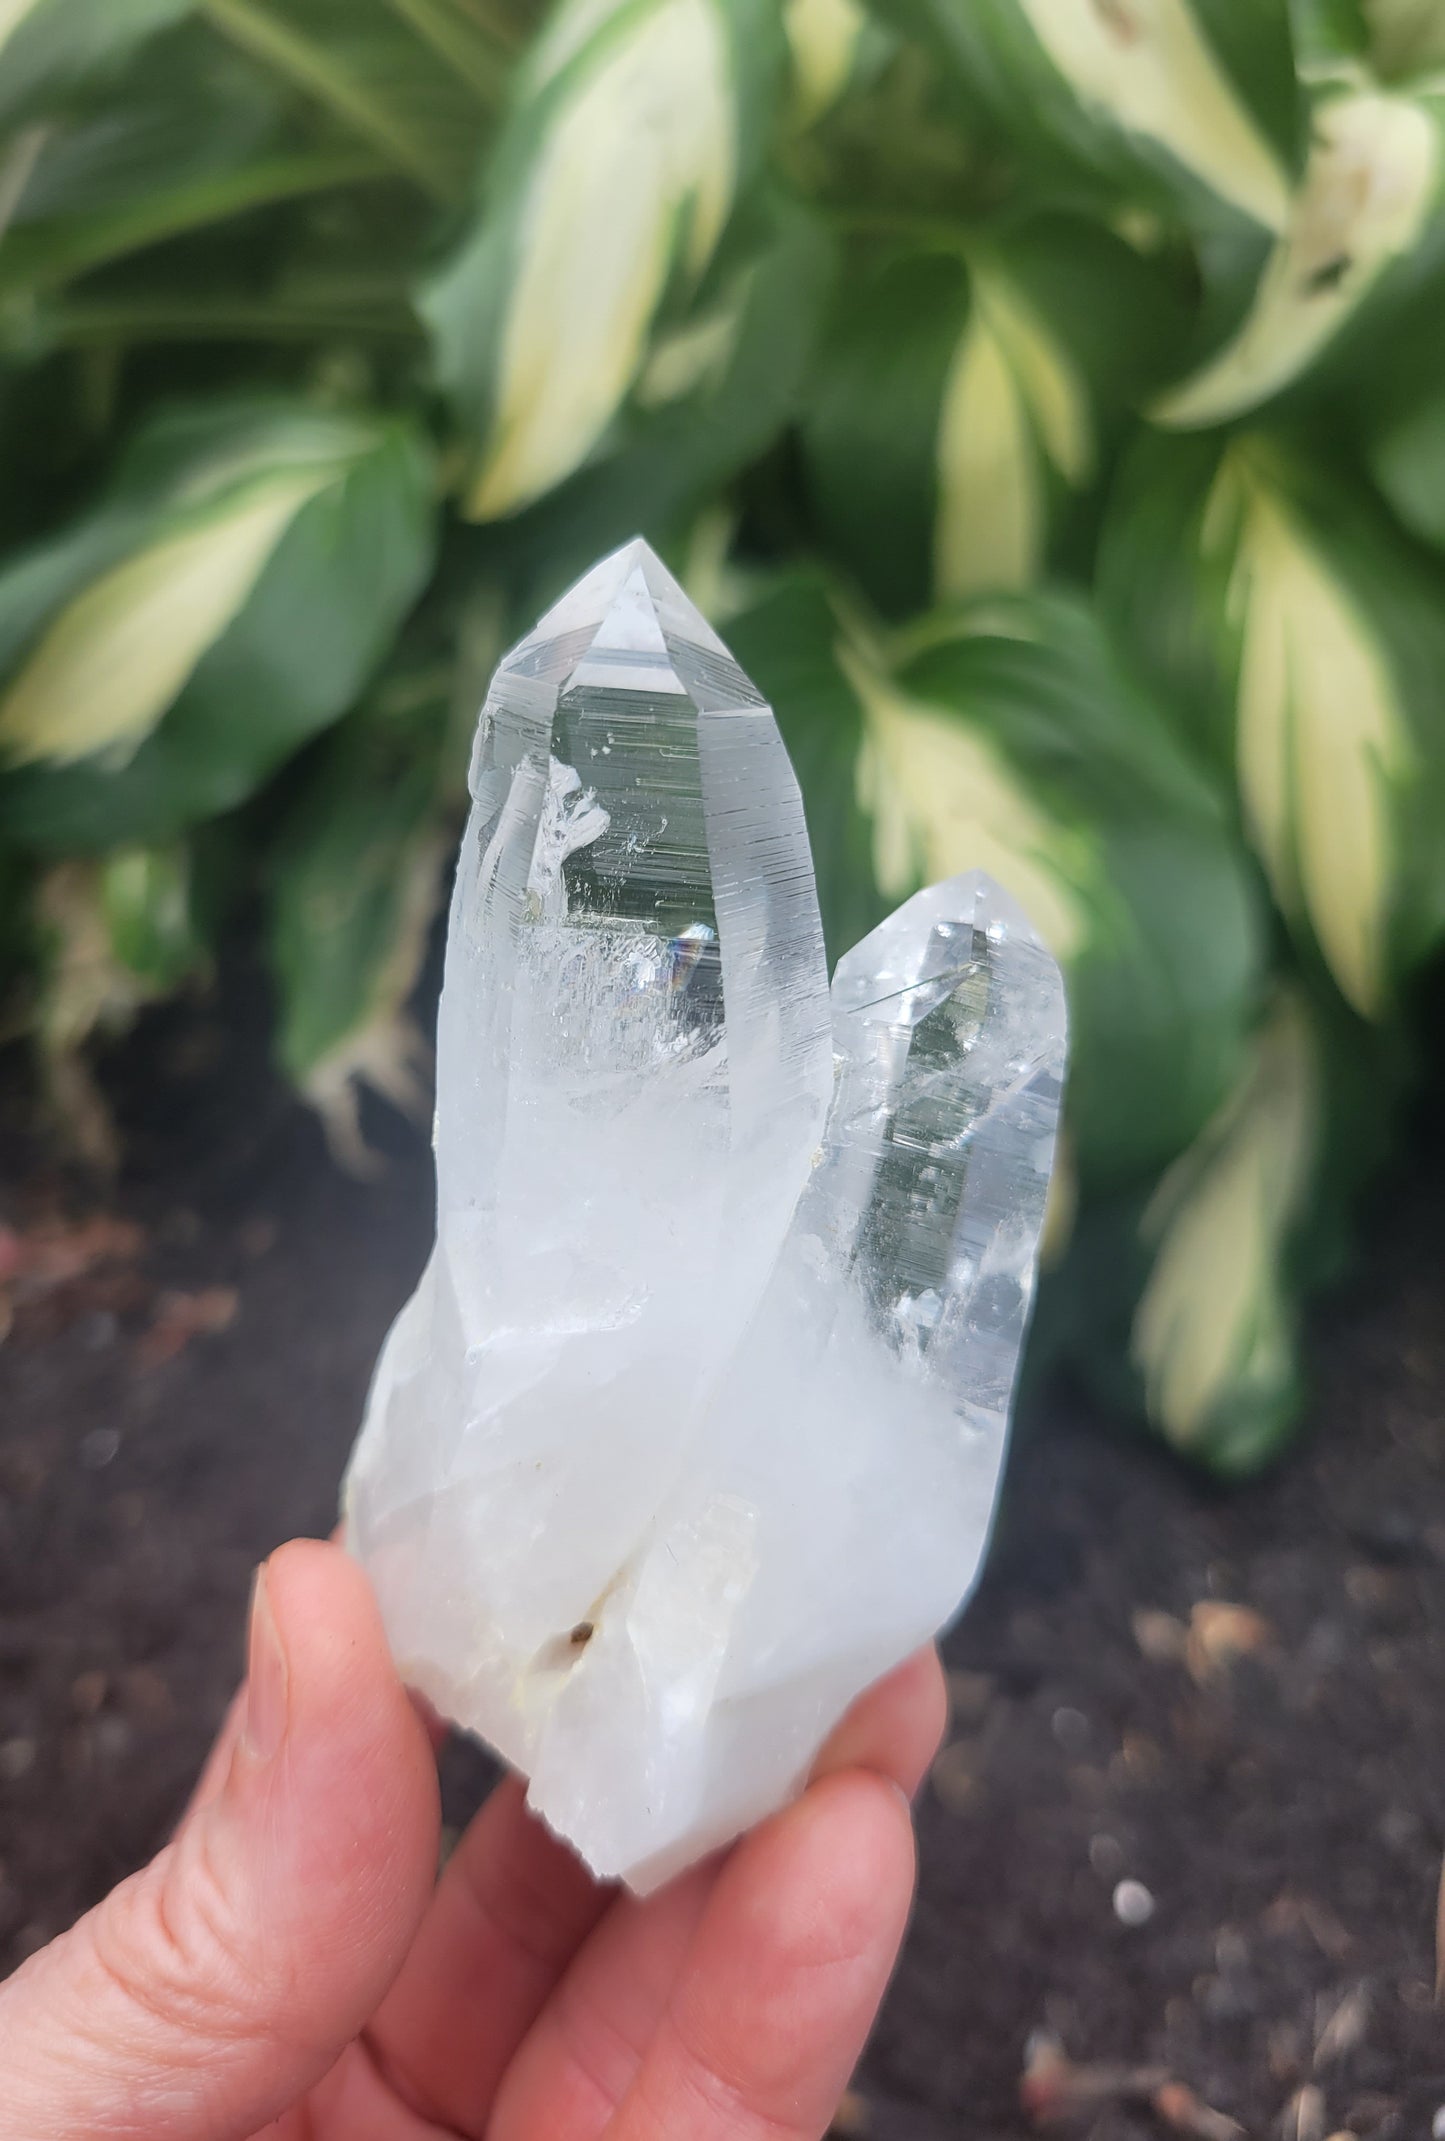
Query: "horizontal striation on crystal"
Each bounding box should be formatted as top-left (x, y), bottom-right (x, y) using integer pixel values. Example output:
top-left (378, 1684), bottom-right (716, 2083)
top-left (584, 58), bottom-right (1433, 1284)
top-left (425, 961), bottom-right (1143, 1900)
top-left (343, 541), bottom-right (1066, 1890)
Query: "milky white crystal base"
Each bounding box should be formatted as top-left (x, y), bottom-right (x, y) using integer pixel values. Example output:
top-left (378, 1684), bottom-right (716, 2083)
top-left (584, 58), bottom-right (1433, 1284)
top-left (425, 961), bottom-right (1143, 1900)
top-left (343, 540), bottom-right (1065, 1892)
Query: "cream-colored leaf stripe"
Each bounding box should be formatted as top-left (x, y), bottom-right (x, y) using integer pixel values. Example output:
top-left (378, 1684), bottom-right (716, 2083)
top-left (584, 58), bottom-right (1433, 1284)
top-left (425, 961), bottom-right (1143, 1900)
top-left (1017, 0), bottom-right (1292, 229)
top-left (635, 284), bottom-right (745, 406)
top-left (0, 0), bottom-right (41, 55)
top-left (934, 266), bottom-right (1092, 600)
top-left (840, 640), bottom-right (1089, 960)
top-left (1207, 449), bottom-right (1411, 1018)
top-left (785, 0), bottom-right (866, 124)
top-left (0, 463), bottom-right (343, 768)
top-left (468, 0), bottom-right (735, 519)
top-left (935, 307), bottom-right (1041, 598)
top-left (1131, 991), bottom-right (1318, 1450)
top-left (527, 0), bottom-right (632, 92)
top-left (1156, 91), bottom-right (1439, 427)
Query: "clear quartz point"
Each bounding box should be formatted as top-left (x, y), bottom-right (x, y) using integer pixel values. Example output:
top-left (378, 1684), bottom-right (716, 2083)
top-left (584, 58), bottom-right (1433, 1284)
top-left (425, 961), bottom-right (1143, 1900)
top-left (343, 541), bottom-right (1066, 1891)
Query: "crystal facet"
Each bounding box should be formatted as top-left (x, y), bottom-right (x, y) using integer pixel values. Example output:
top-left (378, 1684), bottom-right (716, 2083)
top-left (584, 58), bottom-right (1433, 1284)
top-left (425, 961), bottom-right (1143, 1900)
top-left (343, 540), bottom-right (1066, 1890)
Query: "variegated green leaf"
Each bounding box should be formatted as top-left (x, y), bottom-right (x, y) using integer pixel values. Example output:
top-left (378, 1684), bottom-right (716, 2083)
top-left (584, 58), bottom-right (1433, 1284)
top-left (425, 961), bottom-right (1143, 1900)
top-left (841, 639), bottom-right (1093, 956)
top-left (731, 575), bottom-right (1264, 1186)
top-left (424, 0), bottom-right (783, 520)
top-left (802, 227), bottom-right (1177, 616)
top-left (1013, 0), bottom-right (1296, 224)
top-left (1210, 449), bottom-right (1411, 1015)
top-left (1100, 431), bottom-right (1445, 1017)
top-left (1155, 87), bottom-right (1442, 425)
top-left (934, 260), bottom-right (1094, 599)
top-left (880, 0), bottom-right (1302, 226)
top-left (1131, 989), bottom-right (1318, 1464)
top-left (482, 188), bottom-right (836, 602)
top-left (0, 463), bottom-right (342, 767)
top-left (0, 398), bottom-right (437, 850)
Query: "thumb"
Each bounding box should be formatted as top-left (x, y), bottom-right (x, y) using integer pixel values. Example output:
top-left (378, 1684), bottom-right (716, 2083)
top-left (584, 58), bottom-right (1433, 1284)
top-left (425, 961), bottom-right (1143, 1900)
top-left (0, 1539), bottom-right (439, 2141)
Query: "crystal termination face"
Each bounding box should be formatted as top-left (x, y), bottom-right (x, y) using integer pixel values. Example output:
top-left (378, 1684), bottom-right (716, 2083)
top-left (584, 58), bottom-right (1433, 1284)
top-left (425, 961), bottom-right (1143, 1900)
top-left (343, 540), bottom-right (1066, 1892)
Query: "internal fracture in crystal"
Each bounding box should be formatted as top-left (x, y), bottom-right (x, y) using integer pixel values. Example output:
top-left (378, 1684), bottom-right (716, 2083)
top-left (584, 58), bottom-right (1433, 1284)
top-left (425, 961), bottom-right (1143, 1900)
top-left (343, 539), bottom-right (1066, 1891)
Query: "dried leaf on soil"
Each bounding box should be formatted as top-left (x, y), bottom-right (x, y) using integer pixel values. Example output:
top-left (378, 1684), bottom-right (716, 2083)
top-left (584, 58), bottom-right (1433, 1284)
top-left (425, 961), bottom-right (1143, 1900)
top-left (135, 1285), bottom-right (238, 1367)
top-left (1312, 1982), bottom-right (1369, 2070)
top-left (1280, 2081), bottom-right (1326, 2141)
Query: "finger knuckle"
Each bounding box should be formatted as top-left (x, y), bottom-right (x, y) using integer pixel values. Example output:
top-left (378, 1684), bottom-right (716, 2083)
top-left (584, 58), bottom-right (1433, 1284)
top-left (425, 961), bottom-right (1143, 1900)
top-left (86, 1825), bottom-right (270, 2052)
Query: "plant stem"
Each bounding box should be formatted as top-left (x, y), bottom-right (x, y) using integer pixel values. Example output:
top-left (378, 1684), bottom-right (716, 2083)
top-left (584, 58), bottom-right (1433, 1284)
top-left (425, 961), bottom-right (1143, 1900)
top-left (442, 0), bottom-right (524, 52)
top-left (201, 0), bottom-right (463, 202)
top-left (0, 124), bottom-right (48, 245)
top-left (41, 293), bottom-right (423, 346)
top-left (383, 0), bottom-right (509, 103)
top-left (0, 150), bottom-right (390, 301)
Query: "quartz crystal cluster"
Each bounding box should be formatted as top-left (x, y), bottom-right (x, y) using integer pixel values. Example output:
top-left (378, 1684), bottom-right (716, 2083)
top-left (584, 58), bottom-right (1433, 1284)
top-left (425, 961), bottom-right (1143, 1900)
top-left (343, 540), bottom-right (1066, 1891)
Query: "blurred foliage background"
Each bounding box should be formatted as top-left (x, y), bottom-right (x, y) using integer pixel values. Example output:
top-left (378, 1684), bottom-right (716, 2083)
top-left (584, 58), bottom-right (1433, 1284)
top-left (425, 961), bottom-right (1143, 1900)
top-left (1, 0), bottom-right (1443, 1471)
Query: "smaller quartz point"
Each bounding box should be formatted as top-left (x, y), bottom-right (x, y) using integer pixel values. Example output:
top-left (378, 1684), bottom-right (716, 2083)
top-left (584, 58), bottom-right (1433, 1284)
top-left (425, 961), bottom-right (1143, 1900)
top-left (343, 541), bottom-right (1066, 1891)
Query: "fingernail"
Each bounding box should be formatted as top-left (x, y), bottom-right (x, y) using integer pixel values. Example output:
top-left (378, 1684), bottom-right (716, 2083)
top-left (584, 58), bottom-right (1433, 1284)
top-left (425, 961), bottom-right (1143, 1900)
top-left (242, 1562), bottom-right (289, 1764)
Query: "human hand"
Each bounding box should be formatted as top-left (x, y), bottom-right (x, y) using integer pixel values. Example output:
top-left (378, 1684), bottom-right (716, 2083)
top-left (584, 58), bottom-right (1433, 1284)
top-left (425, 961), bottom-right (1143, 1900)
top-left (0, 1538), bottom-right (946, 2140)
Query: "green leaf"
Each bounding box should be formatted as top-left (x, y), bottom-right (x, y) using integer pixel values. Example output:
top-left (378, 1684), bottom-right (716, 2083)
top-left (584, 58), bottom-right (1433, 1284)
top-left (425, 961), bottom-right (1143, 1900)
top-left (201, 0), bottom-right (493, 201)
top-left (0, 396), bottom-right (437, 849)
top-left (727, 576), bottom-right (1265, 1186)
top-left (1099, 428), bottom-right (1445, 1016)
top-left (1062, 977), bottom-right (1405, 1472)
top-left (1153, 86), bottom-right (1444, 426)
top-left (1287, 0), bottom-right (1370, 68)
top-left (422, 0), bottom-right (786, 520)
top-left (477, 186), bottom-right (836, 602)
top-left (801, 249), bottom-right (966, 618)
top-left (0, 463), bottom-right (348, 766)
top-left (883, 599), bottom-right (1266, 1184)
top-left (878, 0), bottom-right (1303, 229)
top-left (724, 571), bottom-right (891, 965)
top-left (801, 223), bottom-right (1183, 618)
top-left (0, 29), bottom-right (387, 304)
top-left (1129, 987), bottom-right (1317, 1465)
top-left (99, 840), bottom-right (207, 987)
top-left (268, 676), bottom-right (450, 1168)
top-left (1370, 373), bottom-right (1445, 549)
top-left (0, 0), bottom-right (194, 131)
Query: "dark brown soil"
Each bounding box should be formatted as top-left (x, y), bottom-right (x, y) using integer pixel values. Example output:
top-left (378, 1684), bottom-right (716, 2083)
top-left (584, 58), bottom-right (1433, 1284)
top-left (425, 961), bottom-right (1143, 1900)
top-left (1, 978), bottom-right (1442, 2139)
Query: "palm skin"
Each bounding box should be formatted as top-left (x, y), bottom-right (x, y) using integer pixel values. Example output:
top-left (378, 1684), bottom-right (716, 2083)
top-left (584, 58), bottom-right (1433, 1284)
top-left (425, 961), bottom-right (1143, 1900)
top-left (0, 1540), bottom-right (946, 2141)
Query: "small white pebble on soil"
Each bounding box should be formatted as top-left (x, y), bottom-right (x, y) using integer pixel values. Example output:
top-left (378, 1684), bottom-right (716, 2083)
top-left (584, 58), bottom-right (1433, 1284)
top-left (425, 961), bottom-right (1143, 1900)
top-left (0, 1738), bottom-right (36, 1782)
top-left (1113, 1878), bottom-right (1155, 1927)
top-left (1431, 2107), bottom-right (1445, 2141)
top-left (1051, 1705), bottom-right (1089, 1754)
